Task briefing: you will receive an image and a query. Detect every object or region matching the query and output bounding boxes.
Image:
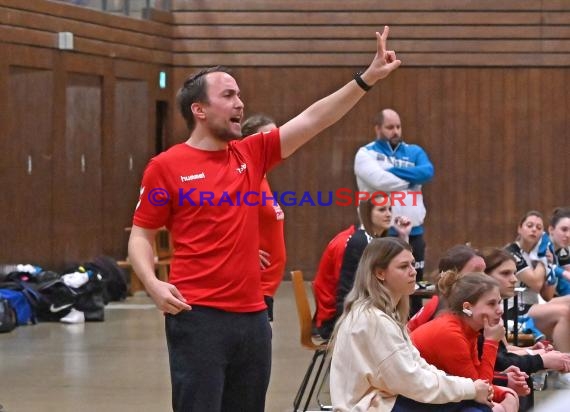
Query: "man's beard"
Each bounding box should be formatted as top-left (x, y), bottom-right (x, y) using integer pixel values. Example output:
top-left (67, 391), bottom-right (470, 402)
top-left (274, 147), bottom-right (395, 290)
top-left (382, 134), bottom-right (401, 147)
top-left (210, 122), bottom-right (241, 142)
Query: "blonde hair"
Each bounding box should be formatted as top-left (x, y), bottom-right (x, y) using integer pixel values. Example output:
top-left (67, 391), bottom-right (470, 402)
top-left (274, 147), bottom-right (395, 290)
top-left (331, 237), bottom-right (412, 345)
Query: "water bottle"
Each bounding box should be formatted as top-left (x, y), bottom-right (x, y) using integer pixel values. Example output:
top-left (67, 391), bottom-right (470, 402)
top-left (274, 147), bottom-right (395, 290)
top-left (517, 287), bottom-right (526, 313)
top-left (531, 371), bottom-right (547, 391)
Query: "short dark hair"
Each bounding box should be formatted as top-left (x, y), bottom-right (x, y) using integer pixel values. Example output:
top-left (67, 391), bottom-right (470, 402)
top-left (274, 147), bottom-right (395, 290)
top-left (176, 65), bottom-right (232, 133)
top-left (241, 114), bottom-right (275, 137)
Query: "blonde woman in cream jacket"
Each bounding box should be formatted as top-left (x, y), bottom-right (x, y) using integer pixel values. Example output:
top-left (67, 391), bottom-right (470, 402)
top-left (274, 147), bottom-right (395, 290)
top-left (330, 238), bottom-right (493, 412)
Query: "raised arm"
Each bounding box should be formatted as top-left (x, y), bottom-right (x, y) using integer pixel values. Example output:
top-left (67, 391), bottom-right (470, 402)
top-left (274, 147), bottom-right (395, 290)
top-left (279, 27), bottom-right (401, 158)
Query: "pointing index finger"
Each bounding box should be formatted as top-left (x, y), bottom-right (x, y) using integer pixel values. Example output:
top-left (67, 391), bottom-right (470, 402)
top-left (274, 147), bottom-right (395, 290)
top-left (379, 25), bottom-right (389, 57)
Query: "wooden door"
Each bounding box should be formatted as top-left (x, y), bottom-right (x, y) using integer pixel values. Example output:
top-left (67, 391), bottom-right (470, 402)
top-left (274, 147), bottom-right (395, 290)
top-left (52, 73), bottom-right (103, 267)
top-left (104, 79), bottom-right (151, 259)
top-left (0, 67), bottom-right (54, 267)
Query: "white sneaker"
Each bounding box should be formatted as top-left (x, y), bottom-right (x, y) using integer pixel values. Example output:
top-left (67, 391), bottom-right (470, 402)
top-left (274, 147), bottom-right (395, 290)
top-left (62, 271), bottom-right (89, 289)
top-left (60, 308), bottom-right (85, 324)
top-left (550, 371), bottom-right (570, 390)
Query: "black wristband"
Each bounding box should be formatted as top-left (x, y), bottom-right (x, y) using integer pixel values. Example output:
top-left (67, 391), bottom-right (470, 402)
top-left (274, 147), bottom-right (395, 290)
top-left (354, 71), bottom-right (372, 92)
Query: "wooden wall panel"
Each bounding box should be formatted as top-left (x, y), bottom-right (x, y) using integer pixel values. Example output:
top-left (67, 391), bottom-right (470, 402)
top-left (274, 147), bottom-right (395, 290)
top-left (52, 73), bottom-right (103, 267)
top-left (172, 0), bottom-right (570, 67)
top-left (0, 68), bottom-right (54, 267)
top-left (183, 66), bottom-right (569, 276)
top-left (0, 0), bottom-right (172, 64)
top-left (107, 79), bottom-right (151, 259)
top-left (0, 2), bottom-right (169, 269)
top-left (173, 0), bottom-right (562, 12)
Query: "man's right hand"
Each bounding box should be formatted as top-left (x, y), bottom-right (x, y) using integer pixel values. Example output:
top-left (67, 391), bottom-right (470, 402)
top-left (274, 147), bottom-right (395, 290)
top-left (360, 26), bottom-right (401, 86)
top-left (145, 278), bottom-right (192, 314)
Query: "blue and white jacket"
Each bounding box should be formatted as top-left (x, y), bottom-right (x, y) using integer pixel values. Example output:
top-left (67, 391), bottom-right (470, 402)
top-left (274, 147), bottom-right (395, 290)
top-left (354, 139), bottom-right (434, 236)
top-left (555, 246), bottom-right (570, 296)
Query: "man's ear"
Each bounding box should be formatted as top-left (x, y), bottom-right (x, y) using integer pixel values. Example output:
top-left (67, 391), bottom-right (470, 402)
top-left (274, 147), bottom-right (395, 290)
top-left (374, 124), bottom-right (381, 136)
top-left (191, 102), bottom-right (206, 120)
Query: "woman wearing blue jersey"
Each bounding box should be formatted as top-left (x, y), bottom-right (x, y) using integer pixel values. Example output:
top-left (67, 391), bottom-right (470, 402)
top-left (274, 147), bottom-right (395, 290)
top-left (548, 207), bottom-right (570, 296)
top-left (505, 211), bottom-right (570, 357)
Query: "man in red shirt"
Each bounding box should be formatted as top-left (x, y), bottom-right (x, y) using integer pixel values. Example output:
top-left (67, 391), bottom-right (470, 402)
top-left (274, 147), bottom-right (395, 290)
top-left (128, 27), bottom-right (401, 412)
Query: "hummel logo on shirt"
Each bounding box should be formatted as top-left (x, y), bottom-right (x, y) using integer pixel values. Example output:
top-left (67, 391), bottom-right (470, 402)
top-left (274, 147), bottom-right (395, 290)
top-left (180, 172), bottom-right (206, 182)
top-left (135, 186), bottom-right (145, 210)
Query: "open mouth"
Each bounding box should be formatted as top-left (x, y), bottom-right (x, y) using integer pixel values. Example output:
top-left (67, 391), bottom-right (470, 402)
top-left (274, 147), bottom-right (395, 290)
top-left (230, 116), bottom-right (241, 125)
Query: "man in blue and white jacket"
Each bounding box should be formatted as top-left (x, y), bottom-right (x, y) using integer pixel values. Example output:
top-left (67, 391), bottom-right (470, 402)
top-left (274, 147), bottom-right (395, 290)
top-left (354, 108), bottom-right (434, 313)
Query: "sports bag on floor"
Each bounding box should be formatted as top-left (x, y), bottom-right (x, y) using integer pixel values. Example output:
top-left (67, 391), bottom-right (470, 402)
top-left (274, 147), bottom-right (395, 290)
top-left (0, 297), bottom-right (17, 332)
top-left (0, 289), bottom-right (35, 325)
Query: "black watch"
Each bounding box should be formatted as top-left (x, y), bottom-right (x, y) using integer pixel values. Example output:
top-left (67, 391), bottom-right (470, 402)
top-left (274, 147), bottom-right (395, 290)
top-left (354, 71), bottom-right (372, 92)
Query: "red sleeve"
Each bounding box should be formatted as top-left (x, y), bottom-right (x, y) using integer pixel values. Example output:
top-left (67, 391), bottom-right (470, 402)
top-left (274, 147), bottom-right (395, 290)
top-left (314, 245), bottom-right (337, 326)
top-left (259, 178), bottom-right (286, 297)
top-left (133, 158), bottom-right (171, 229)
top-left (492, 384), bottom-right (507, 403)
top-left (479, 339), bottom-right (500, 384)
top-left (238, 128), bottom-right (282, 175)
top-left (407, 296), bottom-right (439, 332)
top-left (439, 333), bottom-right (498, 385)
top-left (313, 225), bottom-right (355, 326)
top-left (412, 316), bottom-right (499, 385)
top-left (434, 336), bottom-right (505, 403)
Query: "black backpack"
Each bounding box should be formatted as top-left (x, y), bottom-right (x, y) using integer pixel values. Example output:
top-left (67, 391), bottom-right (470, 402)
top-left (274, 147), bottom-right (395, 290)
top-left (84, 256), bottom-right (128, 303)
top-left (19, 279), bottom-right (76, 322)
